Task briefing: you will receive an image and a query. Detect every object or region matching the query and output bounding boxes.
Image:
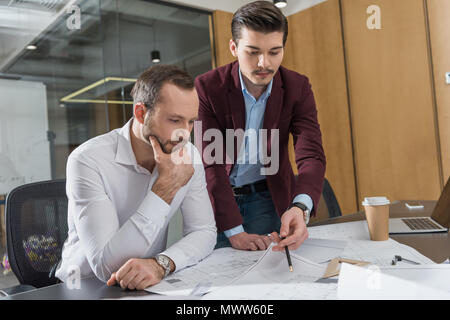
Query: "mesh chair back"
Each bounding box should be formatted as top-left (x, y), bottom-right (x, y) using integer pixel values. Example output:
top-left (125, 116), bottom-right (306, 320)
top-left (6, 180), bottom-right (68, 288)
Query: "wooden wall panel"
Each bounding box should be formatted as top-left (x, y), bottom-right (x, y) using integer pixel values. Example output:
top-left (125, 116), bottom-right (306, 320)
top-left (341, 0), bottom-right (441, 208)
top-left (211, 10), bottom-right (235, 67)
top-left (284, 0), bottom-right (357, 214)
top-left (427, 0), bottom-right (450, 185)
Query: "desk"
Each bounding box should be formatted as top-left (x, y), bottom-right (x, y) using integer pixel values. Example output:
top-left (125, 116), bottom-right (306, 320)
top-left (309, 200), bottom-right (450, 263)
top-left (2, 200), bottom-right (449, 300)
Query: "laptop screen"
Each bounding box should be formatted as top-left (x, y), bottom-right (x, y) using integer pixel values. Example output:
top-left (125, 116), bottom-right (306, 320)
top-left (431, 177), bottom-right (450, 228)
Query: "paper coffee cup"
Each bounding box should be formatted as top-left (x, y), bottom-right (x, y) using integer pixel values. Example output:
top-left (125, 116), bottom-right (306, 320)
top-left (362, 197), bottom-right (390, 241)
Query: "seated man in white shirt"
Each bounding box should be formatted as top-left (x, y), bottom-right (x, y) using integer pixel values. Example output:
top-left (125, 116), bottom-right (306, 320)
top-left (56, 65), bottom-right (217, 290)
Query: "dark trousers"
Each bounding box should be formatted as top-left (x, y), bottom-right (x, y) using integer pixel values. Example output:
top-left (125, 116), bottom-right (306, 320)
top-left (215, 190), bottom-right (282, 249)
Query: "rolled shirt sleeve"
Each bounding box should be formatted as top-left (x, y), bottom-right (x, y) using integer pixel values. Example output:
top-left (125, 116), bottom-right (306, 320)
top-left (292, 194), bottom-right (313, 212)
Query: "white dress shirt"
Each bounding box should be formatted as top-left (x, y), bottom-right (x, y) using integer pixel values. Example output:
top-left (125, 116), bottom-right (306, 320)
top-left (56, 118), bottom-right (217, 283)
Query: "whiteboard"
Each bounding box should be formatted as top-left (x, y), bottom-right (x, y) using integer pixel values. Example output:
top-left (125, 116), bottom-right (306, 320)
top-left (0, 79), bottom-right (51, 195)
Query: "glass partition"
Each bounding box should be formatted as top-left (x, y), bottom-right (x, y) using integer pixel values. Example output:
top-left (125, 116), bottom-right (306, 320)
top-left (0, 0), bottom-right (213, 187)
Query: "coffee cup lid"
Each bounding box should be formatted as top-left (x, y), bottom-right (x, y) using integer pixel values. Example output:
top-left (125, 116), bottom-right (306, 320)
top-left (362, 196), bottom-right (390, 206)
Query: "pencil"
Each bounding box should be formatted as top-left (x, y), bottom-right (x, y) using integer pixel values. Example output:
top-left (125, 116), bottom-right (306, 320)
top-left (281, 237), bottom-right (293, 272)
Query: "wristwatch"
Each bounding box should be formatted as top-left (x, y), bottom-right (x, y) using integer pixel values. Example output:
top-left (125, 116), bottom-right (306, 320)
top-left (155, 254), bottom-right (171, 278)
top-left (290, 202), bottom-right (310, 225)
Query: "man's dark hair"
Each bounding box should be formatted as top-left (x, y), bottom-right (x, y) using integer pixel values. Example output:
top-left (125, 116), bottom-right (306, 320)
top-left (130, 64), bottom-right (194, 113)
top-left (231, 1), bottom-right (288, 46)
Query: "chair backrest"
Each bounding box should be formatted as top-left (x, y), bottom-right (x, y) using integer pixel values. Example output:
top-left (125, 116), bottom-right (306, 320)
top-left (321, 178), bottom-right (342, 218)
top-left (309, 178), bottom-right (342, 224)
top-left (6, 179), bottom-right (68, 288)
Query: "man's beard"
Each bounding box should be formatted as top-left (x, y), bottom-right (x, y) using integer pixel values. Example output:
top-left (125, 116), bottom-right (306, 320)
top-left (139, 126), bottom-right (168, 156)
top-left (143, 129), bottom-right (186, 155)
top-left (141, 116), bottom-right (186, 154)
top-left (145, 132), bottom-right (175, 154)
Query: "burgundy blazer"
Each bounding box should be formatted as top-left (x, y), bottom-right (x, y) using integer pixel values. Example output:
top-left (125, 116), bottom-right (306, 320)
top-left (195, 61), bottom-right (326, 232)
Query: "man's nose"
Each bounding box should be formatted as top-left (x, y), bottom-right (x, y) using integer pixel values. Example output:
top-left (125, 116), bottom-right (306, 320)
top-left (258, 54), bottom-right (267, 69)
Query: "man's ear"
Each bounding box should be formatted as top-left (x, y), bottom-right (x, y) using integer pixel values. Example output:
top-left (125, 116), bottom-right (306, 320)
top-left (229, 39), bottom-right (238, 57)
top-left (134, 103), bottom-right (147, 124)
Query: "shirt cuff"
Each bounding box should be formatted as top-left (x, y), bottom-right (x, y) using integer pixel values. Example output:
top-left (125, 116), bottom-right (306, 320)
top-left (224, 225), bottom-right (245, 238)
top-left (293, 194), bottom-right (313, 212)
top-left (160, 246), bottom-right (187, 273)
top-left (135, 191), bottom-right (171, 222)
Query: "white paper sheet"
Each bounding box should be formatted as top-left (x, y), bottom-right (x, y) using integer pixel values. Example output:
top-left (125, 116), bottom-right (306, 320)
top-left (147, 220), bottom-right (440, 300)
top-left (203, 245), bottom-right (327, 300)
top-left (340, 238), bottom-right (434, 266)
top-left (146, 248), bottom-right (264, 296)
top-left (307, 221), bottom-right (371, 240)
top-left (338, 263), bottom-right (450, 300)
top-left (379, 264), bottom-right (450, 293)
top-left (308, 221), bottom-right (435, 266)
top-left (292, 238), bottom-right (347, 264)
top-left (103, 295), bottom-right (201, 300)
top-left (204, 282), bottom-right (338, 300)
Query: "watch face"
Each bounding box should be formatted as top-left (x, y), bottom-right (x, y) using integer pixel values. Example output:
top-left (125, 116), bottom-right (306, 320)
top-left (157, 255), bottom-right (170, 268)
top-left (156, 255), bottom-right (171, 278)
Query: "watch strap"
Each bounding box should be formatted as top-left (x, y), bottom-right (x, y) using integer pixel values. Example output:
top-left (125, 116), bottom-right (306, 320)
top-left (155, 254), bottom-right (171, 278)
top-left (289, 202), bottom-right (310, 225)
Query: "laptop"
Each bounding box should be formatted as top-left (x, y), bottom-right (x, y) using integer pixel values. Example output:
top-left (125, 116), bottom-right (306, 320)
top-left (389, 178), bottom-right (450, 234)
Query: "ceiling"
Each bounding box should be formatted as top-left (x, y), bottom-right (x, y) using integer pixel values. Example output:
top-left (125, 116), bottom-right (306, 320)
top-left (0, 0), bottom-right (211, 72)
top-left (0, 0), bottom-right (212, 100)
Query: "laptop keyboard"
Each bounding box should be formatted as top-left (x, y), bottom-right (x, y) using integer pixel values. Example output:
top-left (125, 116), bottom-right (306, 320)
top-left (402, 218), bottom-right (442, 230)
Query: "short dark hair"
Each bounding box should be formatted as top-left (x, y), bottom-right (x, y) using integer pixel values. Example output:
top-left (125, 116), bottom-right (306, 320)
top-left (231, 1), bottom-right (288, 46)
top-left (130, 64), bottom-right (194, 113)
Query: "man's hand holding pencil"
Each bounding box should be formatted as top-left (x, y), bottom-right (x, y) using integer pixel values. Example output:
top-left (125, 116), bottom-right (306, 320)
top-left (269, 207), bottom-right (309, 271)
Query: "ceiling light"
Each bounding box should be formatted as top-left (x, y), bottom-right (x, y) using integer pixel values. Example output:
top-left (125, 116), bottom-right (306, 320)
top-left (60, 77), bottom-right (137, 105)
top-left (26, 45), bottom-right (37, 50)
top-left (273, 0), bottom-right (287, 8)
top-left (151, 50), bottom-right (161, 63)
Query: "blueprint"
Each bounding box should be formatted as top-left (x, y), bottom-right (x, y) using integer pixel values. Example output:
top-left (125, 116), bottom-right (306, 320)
top-left (341, 238), bottom-right (434, 266)
top-left (146, 248), bottom-right (264, 296)
top-left (147, 220), bottom-right (438, 299)
top-left (203, 246), bottom-right (329, 300)
top-left (307, 220), bottom-right (371, 240)
top-left (293, 238), bottom-right (347, 264)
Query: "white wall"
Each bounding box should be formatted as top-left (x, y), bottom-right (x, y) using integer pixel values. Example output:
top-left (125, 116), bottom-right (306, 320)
top-left (164, 0), bottom-right (249, 13)
top-left (0, 79), bottom-right (51, 194)
top-left (282, 0), bottom-right (327, 16)
top-left (164, 0), bottom-right (328, 16)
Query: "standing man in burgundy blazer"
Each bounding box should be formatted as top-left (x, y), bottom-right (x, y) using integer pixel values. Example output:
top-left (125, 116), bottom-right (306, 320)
top-left (195, 1), bottom-right (326, 252)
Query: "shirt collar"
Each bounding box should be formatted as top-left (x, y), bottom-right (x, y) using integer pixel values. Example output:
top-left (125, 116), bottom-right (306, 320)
top-left (115, 118), bottom-right (138, 166)
top-left (238, 67), bottom-right (273, 102)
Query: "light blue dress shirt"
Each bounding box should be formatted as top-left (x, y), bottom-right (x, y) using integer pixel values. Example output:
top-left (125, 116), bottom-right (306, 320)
top-left (224, 70), bottom-right (313, 238)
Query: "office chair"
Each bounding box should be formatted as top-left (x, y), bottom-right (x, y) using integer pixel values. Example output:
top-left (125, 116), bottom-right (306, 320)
top-left (322, 178), bottom-right (342, 218)
top-left (309, 178), bottom-right (342, 224)
top-left (2, 179), bottom-right (68, 295)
